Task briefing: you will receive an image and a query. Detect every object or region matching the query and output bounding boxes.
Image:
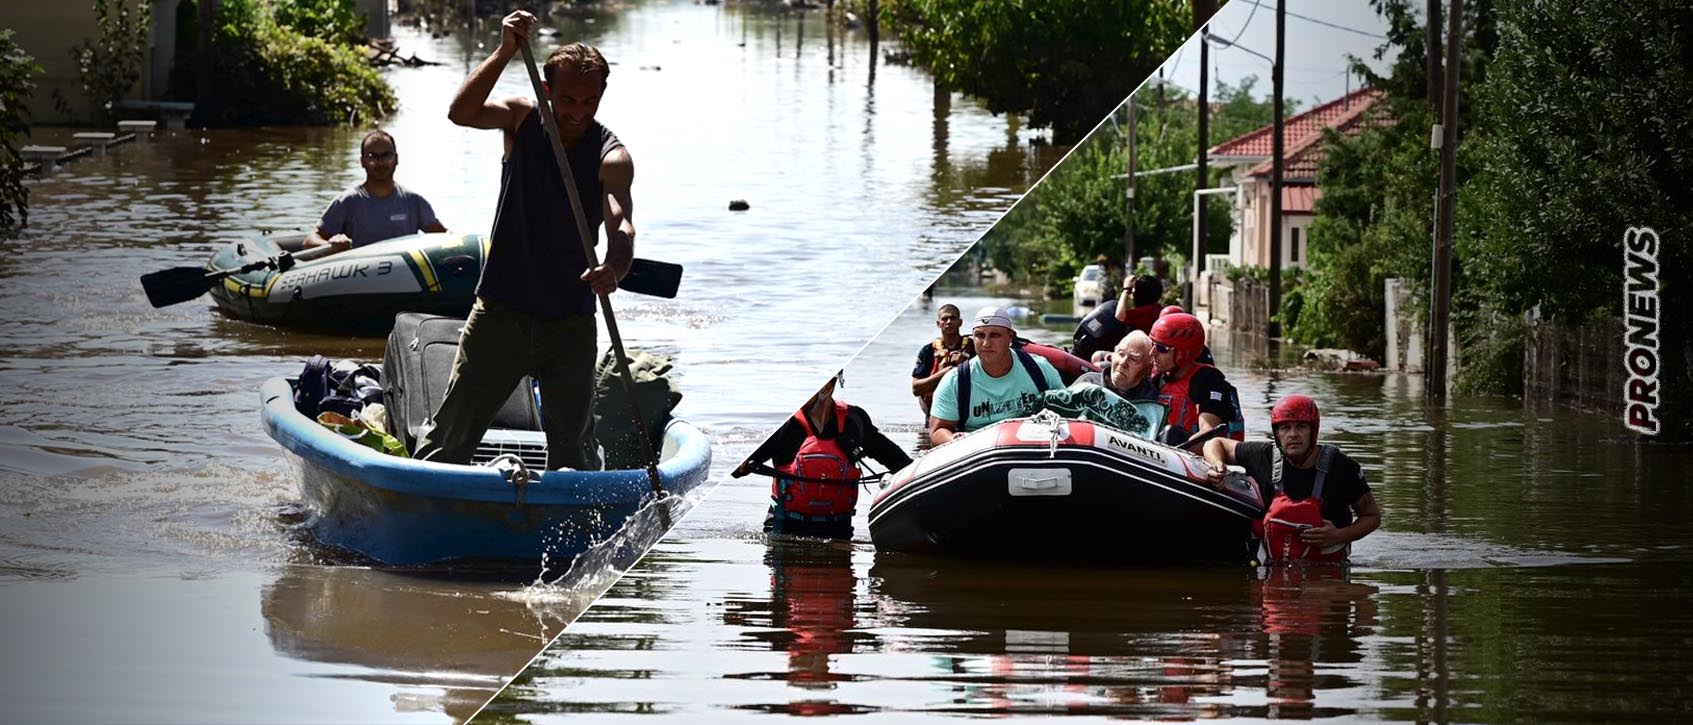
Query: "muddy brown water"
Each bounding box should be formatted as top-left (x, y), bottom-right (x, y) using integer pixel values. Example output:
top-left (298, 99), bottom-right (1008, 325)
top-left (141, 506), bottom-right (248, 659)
top-left (484, 298), bottom-right (1693, 723)
top-left (0, 5), bottom-right (1064, 722)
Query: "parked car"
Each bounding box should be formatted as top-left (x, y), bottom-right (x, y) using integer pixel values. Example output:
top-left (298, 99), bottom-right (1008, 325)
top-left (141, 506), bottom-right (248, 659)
top-left (1073, 264), bottom-right (1105, 311)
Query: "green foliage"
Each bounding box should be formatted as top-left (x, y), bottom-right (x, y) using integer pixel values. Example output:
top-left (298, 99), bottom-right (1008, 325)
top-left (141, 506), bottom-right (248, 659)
top-left (885, 0), bottom-right (1194, 143)
top-left (0, 31), bottom-right (43, 239)
top-left (1291, 0), bottom-right (1493, 361)
top-left (1456, 0), bottom-right (1692, 423)
top-left (273, 0), bottom-right (367, 47)
top-left (68, 0), bottom-right (153, 124)
top-left (1290, 100), bottom-right (1436, 359)
top-left (204, 0), bottom-right (394, 126)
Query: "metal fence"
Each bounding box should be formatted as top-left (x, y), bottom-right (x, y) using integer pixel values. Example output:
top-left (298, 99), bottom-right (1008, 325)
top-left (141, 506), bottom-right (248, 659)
top-left (1522, 313), bottom-right (1625, 413)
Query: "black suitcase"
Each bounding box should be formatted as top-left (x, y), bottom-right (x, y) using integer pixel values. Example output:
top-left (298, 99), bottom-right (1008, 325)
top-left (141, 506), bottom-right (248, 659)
top-left (383, 313), bottom-right (542, 453)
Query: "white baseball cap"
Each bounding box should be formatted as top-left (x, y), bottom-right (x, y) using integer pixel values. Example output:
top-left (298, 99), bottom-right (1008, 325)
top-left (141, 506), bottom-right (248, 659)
top-left (971, 306), bottom-right (1016, 334)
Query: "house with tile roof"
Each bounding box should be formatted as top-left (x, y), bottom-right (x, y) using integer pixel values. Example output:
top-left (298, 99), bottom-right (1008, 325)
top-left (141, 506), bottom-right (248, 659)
top-left (1207, 87), bottom-right (1391, 271)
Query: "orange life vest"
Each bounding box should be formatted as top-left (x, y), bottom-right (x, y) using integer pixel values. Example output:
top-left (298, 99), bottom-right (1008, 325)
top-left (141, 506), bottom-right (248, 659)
top-left (772, 402), bottom-right (861, 519)
top-left (1157, 362), bottom-right (1246, 440)
top-left (927, 337), bottom-right (975, 376)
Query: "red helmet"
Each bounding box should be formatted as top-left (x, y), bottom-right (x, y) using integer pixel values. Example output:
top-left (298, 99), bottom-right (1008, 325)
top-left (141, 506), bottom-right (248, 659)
top-left (1149, 312), bottom-right (1205, 364)
top-left (1160, 305), bottom-right (1186, 317)
top-left (1270, 394), bottom-right (1321, 438)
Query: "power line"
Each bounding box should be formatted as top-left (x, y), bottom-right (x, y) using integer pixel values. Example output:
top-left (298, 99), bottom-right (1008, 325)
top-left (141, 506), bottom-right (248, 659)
top-left (1285, 8), bottom-right (1386, 39)
top-left (1218, 0), bottom-right (1263, 48)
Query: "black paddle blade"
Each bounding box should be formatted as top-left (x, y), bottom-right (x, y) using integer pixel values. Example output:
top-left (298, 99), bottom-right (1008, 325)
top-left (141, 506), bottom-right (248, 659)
top-left (140, 267), bottom-right (219, 308)
top-left (618, 258), bottom-right (683, 299)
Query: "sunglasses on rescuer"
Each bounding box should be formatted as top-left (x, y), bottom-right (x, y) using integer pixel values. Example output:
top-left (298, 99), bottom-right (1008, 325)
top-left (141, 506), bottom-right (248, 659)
top-left (1152, 342), bottom-right (1175, 353)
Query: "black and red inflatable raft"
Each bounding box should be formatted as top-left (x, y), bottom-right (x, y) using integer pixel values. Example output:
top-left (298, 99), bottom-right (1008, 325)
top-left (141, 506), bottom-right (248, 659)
top-left (868, 411), bottom-right (1265, 563)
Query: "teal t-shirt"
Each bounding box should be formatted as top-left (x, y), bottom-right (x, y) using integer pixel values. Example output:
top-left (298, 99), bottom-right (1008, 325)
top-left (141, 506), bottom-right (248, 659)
top-left (929, 354), bottom-right (1064, 432)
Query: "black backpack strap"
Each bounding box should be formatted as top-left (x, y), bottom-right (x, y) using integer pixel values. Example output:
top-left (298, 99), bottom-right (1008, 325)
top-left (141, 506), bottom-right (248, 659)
top-left (1312, 444), bottom-right (1336, 499)
top-left (955, 361), bottom-right (972, 427)
top-left (1014, 348), bottom-right (1050, 393)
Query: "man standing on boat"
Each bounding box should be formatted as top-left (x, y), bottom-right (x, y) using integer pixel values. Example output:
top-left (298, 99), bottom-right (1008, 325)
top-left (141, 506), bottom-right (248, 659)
top-left (927, 307), bottom-right (1063, 445)
top-left (304, 130), bottom-right (449, 254)
top-left (733, 374), bottom-right (913, 540)
top-left (911, 304), bottom-right (976, 415)
top-left (413, 10), bottom-right (634, 471)
top-left (1200, 394), bottom-right (1381, 563)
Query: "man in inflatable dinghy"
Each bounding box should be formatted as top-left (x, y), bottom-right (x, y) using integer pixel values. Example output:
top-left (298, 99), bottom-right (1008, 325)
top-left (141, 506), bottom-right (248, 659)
top-left (1201, 394), bottom-right (1382, 564)
top-left (927, 307), bottom-right (1064, 445)
top-left (733, 375), bottom-right (912, 540)
top-left (305, 130), bottom-right (449, 254)
top-left (1149, 312), bottom-right (1243, 444)
top-left (1075, 329), bottom-right (1160, 401)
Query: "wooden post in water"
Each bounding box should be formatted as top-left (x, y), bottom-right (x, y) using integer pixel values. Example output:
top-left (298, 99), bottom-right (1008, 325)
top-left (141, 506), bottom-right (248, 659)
top-left (1429, 0), bottom-right (1462, 401)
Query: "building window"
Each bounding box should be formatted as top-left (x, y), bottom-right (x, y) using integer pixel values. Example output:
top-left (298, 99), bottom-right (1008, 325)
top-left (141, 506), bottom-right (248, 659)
top-left (1291, 227), bottom-right (1302, 264)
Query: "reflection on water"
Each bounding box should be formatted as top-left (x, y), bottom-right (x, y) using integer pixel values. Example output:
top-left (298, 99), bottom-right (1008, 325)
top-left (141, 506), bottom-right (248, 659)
top-left (0, 3), bottom-right (1062, 721)
top-left (486, 297), bottom-right (1693, 722)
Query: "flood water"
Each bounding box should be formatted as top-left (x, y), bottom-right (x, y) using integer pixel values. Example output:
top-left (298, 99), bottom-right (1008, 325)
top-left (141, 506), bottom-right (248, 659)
top-left (0, 3), bottom-right (1065, 722)
top-left (484, 296), bottom-right (1693, 722)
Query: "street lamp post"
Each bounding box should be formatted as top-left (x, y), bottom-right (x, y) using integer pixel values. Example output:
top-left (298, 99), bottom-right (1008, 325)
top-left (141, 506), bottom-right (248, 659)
top-left (1206, 19), bottom-right (1285, 342)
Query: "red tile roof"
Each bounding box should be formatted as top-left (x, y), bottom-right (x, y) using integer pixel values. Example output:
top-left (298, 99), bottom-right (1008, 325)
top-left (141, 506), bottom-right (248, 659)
top-left (1282, 184), bottom-right (1319, 215)
top-left (1209, 88), bottom-right (1391, 179)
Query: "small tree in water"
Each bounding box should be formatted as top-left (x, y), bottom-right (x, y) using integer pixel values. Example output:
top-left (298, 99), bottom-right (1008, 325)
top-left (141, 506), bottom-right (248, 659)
top-left (0, 30), bottom-right (44, 238)
top-left (67, 0), bottom-right (154, 125)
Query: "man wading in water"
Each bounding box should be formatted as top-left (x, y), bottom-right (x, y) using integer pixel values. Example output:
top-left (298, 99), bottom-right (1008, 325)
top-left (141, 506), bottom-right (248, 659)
top-left (414, 11), bottom-right (634, 471)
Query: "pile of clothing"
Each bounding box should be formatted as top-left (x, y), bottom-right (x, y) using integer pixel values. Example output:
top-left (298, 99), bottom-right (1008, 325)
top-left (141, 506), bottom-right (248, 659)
top-left (293, 355), bottom-right (406, 456)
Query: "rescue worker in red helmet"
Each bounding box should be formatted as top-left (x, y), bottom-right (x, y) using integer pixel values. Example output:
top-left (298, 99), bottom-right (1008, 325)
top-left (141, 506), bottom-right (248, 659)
top-left (1149, 312), bottom-right (1239, 443)
top-left (1200, 394), bottom-right (1382, 564)
top-left (1158, 304), bottom-right (1215, 365)
top-left (733, 374), bottom-right (913, 540)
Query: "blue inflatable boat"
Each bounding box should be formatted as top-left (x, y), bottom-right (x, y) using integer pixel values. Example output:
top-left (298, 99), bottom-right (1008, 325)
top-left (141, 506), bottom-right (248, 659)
top-left (259, 377), bottom-right (712, 566)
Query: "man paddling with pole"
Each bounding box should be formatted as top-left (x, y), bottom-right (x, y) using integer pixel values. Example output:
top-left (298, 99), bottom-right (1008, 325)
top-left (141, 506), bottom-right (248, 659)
top-left (414, 10), bottom-right (635, 473)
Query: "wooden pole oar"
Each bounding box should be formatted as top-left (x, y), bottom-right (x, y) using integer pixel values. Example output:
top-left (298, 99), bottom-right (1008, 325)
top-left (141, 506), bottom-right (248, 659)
top-left (139, 243), bottom-right (339, 308)
top-left (517, 39), bottom-right (667, 501)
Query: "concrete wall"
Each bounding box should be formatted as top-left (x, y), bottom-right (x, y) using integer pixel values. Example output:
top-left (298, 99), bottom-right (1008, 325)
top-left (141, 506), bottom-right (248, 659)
top-left (0, 0), bottom-right (168, 124)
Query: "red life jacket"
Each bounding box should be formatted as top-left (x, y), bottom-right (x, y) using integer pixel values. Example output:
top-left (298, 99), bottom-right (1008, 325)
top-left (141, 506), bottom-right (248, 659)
top-left (1157, 362), bottom-right (1247, 441)
top-left (1259, 444), bottom-right (1348, 564)
top-left (927, 337), bottom-right (974, 376)
top-left (772, 402), bottom-right (861, 518)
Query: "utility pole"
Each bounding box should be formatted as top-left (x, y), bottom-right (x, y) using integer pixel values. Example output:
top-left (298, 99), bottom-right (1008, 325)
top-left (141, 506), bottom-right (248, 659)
top-left (1268, 0), bottom-right (1285, 340)
top-left (1126, 101), bottom-right (1137, 272)
top-left (1195, 0), bottom-right (1213, 288)
top-left (1430, 0), bottom-right (1462, 401)
top-left (1427, 0), bottom-right (1443, 107)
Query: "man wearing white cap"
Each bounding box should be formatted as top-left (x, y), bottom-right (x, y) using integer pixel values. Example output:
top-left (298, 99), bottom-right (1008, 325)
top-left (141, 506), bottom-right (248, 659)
top-left (927, 306), bottom-right (1064, 445)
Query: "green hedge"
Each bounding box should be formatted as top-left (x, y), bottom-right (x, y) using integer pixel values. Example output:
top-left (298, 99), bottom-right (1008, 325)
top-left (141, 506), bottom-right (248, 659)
top-left (179, 0), bottom-right (393, 126)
